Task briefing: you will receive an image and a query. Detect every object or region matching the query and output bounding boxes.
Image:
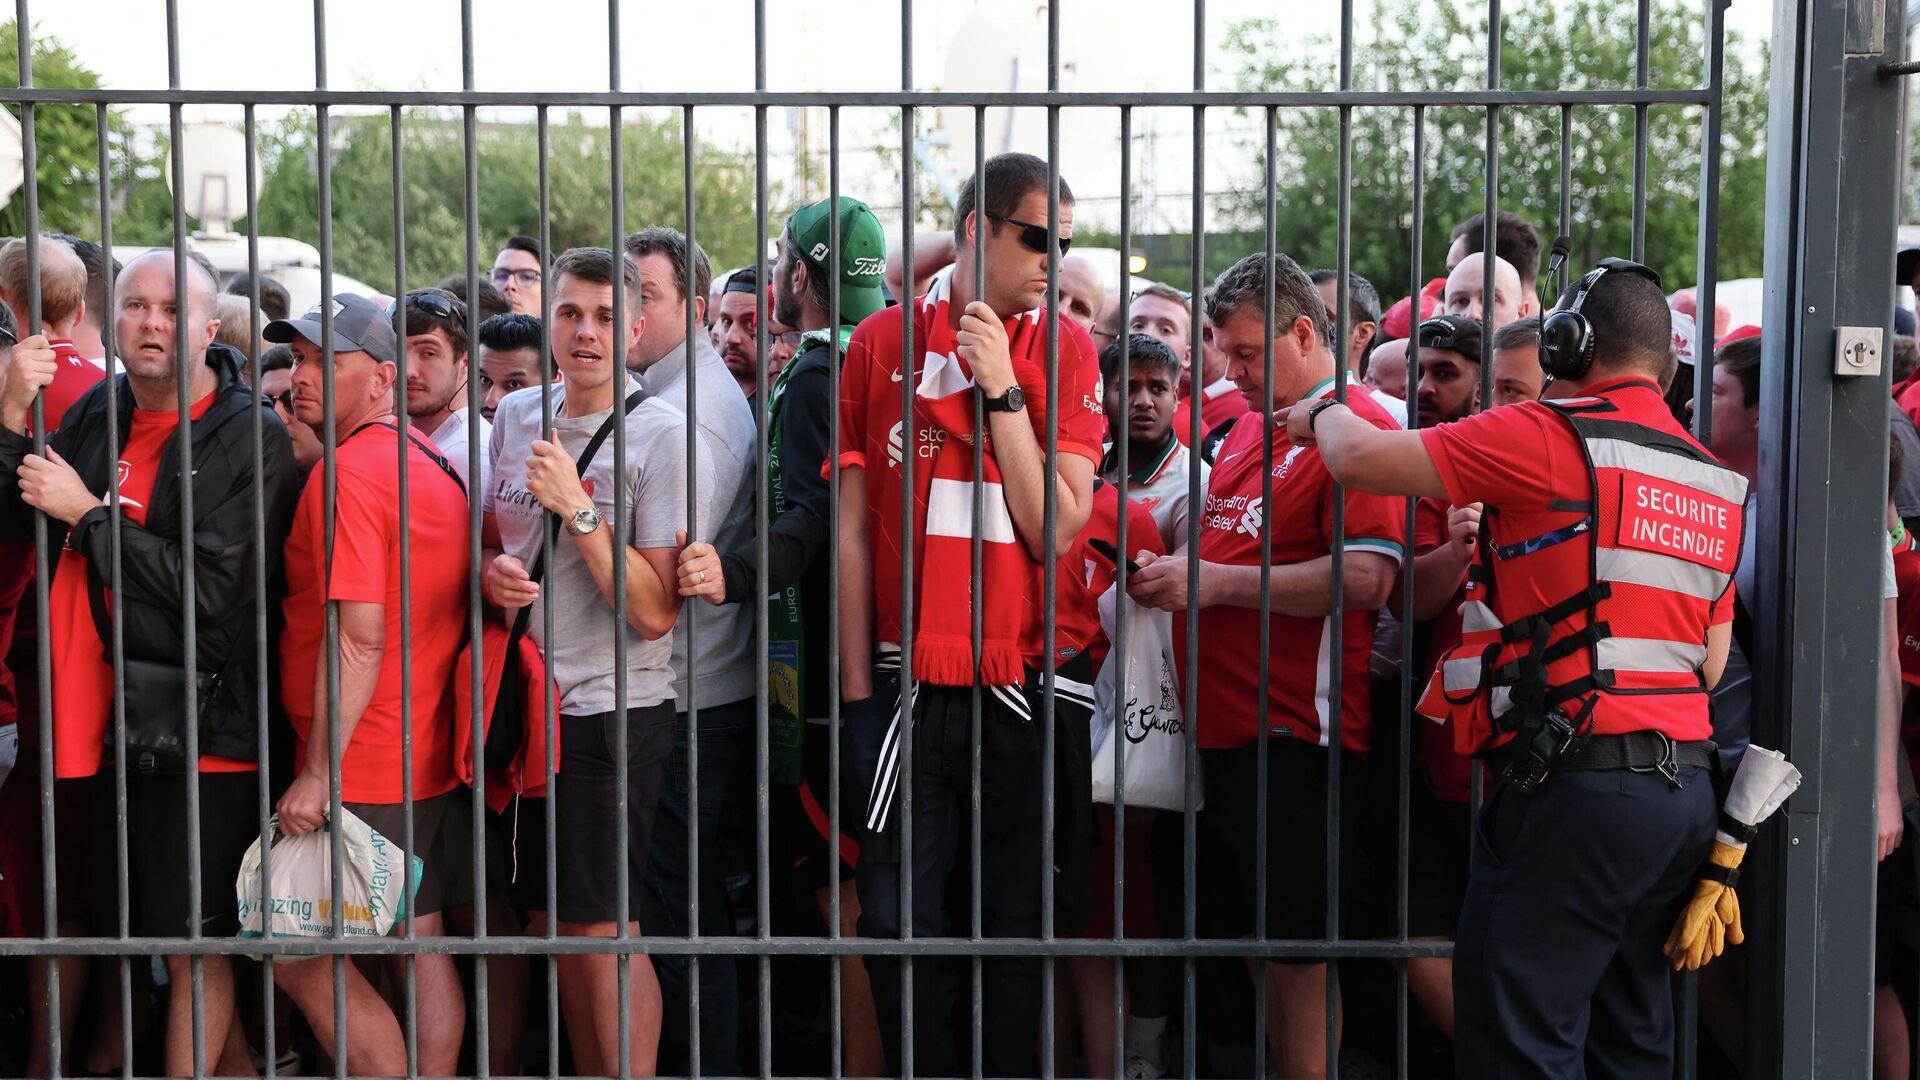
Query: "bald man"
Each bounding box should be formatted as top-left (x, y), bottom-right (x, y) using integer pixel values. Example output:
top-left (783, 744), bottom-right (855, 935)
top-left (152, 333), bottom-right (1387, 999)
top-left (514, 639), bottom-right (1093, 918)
top-left (1054, 254), bottom-right (1105, 336)
top-left (1443, 252), bottom-right (1531, 330)
top-left (0, 247), bottom-right (297, 1079)
top-left (1364, 337), bottom-right (1411, 402)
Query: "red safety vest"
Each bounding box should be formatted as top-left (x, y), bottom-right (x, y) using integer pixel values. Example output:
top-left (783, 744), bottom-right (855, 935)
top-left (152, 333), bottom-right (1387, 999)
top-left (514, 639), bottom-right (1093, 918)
top-left (1415, 384), bottom-right (1748, 756)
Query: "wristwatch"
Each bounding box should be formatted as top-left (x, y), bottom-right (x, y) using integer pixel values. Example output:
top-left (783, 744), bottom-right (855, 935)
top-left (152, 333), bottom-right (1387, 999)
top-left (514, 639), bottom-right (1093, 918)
top-left (1307, 398), bottom-right (1342, 432)
top-left (566, 506), bottom-right (604, 536)
top-left (981, 385), bottom-right (1026, 413)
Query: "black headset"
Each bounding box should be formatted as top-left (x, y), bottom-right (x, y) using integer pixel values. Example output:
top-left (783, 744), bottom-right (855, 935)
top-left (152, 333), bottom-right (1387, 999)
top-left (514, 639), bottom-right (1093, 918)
top-left (1538, 257), bottom-right (1664, 381)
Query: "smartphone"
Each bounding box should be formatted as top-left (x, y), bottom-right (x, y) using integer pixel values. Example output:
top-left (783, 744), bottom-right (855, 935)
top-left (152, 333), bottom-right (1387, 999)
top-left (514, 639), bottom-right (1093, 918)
top-left (1088, 537), bottom-right (1154, 574)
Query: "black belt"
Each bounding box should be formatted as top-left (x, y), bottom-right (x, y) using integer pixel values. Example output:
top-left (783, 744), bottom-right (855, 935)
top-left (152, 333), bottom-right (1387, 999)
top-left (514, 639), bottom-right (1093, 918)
top-left (1553, 730), bottom-right (1716, 773)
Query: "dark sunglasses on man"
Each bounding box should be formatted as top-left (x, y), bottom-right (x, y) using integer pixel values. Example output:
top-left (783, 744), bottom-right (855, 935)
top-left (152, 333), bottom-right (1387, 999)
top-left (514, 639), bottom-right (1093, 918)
top-left (987, 212), bottom-right (1072, 256)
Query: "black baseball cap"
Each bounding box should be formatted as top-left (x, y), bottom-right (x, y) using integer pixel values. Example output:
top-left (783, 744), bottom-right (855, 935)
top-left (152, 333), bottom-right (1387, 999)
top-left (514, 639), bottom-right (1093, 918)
top-left (1417, 314), bottom-right (1485, 364)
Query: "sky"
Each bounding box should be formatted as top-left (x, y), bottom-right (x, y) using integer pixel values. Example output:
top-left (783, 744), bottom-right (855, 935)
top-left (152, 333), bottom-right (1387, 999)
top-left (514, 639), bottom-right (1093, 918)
top-left (25, 0), bottom-right (1782, 245)
top-left (34, 0), bottom-right (1775, 116)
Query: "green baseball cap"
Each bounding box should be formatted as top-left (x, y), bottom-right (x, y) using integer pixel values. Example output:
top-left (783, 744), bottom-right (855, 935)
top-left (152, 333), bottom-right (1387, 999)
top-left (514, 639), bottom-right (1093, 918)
top-left (786, 197), bottom-right (887, 325)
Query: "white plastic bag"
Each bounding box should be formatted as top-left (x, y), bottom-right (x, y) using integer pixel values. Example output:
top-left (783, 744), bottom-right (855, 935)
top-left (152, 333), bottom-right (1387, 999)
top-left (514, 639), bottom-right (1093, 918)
top-left (236, 808), bottom-right (422, 957)
top-left (1091, 585), bottom-right (1197, 811)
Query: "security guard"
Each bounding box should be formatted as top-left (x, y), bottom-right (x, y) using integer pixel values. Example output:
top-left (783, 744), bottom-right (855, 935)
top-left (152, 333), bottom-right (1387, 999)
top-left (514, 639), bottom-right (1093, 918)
top-left (1286, 259), bottom-right (1746, 1078)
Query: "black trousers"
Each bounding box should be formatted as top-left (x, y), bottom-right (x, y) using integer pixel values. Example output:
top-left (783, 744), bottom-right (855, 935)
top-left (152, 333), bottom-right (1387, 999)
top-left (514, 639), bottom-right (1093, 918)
top-left (1453, 764), bottom-right (1716, 1079)
top-left (854, 658), bottom-right (1097, 1080)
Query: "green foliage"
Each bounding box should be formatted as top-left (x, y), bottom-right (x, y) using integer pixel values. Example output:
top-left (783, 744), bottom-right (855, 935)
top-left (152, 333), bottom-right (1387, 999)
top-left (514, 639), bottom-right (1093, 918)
top-left (0, 22), bottom-right (137, 239)
top-left (1212, 0), bottom-right (1768, 299)
top-left (247, 109), bottom-right (766, 294)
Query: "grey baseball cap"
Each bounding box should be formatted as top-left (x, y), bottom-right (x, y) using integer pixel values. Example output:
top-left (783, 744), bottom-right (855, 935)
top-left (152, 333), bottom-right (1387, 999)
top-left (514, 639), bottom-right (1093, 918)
top-left (263, 293), bottom-right (398, 363)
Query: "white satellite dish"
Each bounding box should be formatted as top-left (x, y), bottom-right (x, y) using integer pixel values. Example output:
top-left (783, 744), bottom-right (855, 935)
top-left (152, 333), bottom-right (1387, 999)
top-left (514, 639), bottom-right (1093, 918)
top-left (0, 109), bottom-right (24, 210)
top-left (167, 122), bottom-right (253, 234)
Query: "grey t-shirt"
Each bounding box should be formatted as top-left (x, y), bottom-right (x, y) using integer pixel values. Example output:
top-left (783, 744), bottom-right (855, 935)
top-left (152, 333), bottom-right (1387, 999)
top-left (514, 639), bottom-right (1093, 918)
top-left (638, 333), bottom-right (759, 710)
top-left (485, 376), bottom-right (693, 713)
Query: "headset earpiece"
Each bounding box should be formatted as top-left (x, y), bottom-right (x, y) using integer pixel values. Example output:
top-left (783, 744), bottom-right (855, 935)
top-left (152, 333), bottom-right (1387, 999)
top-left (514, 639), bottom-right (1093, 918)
top-left (1538, 259), bottom-right (1664, 383)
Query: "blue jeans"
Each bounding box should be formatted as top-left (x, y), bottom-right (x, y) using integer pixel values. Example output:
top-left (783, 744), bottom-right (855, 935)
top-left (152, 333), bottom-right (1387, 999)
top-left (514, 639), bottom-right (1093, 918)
top-left (642, 697), bottom-right (754, 1078)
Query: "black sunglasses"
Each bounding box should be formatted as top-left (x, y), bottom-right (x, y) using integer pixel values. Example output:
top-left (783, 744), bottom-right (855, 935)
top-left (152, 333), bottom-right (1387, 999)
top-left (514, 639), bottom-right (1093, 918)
top-left (407, 291), bottom-right (459, 319)
top-left (987, 213), bottom-right (1072, 256)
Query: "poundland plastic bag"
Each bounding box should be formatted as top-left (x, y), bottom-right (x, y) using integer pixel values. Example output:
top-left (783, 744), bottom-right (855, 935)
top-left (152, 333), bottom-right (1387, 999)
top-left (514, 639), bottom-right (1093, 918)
top-left (235, 808), bottom-right (422, 957)
top-left (1091, 585), bottom-right (1197, 812)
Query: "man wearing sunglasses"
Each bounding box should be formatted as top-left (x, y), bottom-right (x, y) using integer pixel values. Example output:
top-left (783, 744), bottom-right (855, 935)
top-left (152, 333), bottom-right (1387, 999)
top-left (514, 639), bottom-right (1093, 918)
top-left (837, 151), bottom-right (1105, 1079)
top-left (490, 235), bottom-right (544, 318)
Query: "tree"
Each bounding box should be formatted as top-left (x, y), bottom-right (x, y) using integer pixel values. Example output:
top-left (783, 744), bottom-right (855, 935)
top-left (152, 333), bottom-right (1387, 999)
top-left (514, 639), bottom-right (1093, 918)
top-left (1212, 0), bottom-right (1768, 301)
top-left (0, 23), bottom-right (138, 239)
top-left (247, 109), bottom-right (767, 295)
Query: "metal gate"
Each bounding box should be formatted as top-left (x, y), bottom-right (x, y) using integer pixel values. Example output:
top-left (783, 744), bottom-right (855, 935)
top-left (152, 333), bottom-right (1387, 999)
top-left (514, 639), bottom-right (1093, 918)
top-left (0, 0), bottom-right (1906, 1076)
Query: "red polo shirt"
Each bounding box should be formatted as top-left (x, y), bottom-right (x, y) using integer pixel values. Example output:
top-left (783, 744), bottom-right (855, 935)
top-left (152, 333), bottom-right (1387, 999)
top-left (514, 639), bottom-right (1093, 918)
top-left (1178, 380), bottom-right (1408, 753)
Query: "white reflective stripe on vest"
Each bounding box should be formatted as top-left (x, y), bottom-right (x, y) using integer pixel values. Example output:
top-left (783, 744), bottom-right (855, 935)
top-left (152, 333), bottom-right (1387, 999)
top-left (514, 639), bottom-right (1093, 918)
top-left (1595, 635), bottom-right (1708, 674)
top-left (1461, 599), bottom-right (1499, 632)
top-left (1594, 546), bottom-right (1732, 602)
top-left (1443, 654), bottom-right (1483, 693)
top-left (1585, 436), bottom-right (1752, 507)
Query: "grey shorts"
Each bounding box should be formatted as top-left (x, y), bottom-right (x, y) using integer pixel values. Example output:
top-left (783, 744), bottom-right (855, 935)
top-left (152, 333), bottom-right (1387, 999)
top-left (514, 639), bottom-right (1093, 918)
top-left (346, 790), bottom-right (464, 920)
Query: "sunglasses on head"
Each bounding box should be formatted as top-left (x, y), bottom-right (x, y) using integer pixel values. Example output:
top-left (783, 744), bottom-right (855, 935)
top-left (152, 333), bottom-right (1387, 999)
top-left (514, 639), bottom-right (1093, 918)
top-left (407, 291), bottom-right (459, 319)
top-left (987, 213), bottom-right (1071, 256)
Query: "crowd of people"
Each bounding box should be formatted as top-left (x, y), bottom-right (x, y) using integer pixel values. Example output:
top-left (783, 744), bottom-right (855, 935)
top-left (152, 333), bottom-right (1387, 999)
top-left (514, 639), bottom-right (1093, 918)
top-left (0, 150), bottom-right (1912, 1080)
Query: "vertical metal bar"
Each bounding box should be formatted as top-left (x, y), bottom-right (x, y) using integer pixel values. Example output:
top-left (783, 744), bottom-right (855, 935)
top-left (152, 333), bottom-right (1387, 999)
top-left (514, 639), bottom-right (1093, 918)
top-left (1040, 91), bottom-right (1061, 1080)
top-left (1632, 0), bottom-right (1652, 263)
top-left (96, 96), bottom-right (136, 1080)
top-left (678, 98), bottom-right (702, 1080)
top-left (240, 100), bottom-right (279, 1080)
top-left (389, 102), bottom-right (420, 1080)
top-left (1396, 102), bottom-right (1427, 1080)
top-left (897, 0), bottom-right (918, 1069)
top-left (1326, 5), bottom-right (1356, 1074)
top-left (1108, 102), bottom-right (1134, 1080)
top-left (825, 101), bottom-right (845, 1080)
top-left (608, 10), bottom-right (633, 1069)
top-left (752, 2), bottom-right (774, 1073)
top-left (159, 0), bottom-right (210, 1070)
top-left (1253, 100), bottom-right (1278, 1080)
top-left (14, 13), bottom-right (59, 1069)
top-left (1691, 0), bottom-right (1727, 446)
top-left (456, 0), bottom-right (491, 1072)
top-left (1040, 17), bottom-right (1065, 1072)
top-left (1183, 7), bottom-right (1206, 1079)
top-left (1559, 104), bottom-right (1573, 261)
top-left (537, 102), bottom-right (562, 1080)
top-left (968, 101), bottom-right (986, 1080)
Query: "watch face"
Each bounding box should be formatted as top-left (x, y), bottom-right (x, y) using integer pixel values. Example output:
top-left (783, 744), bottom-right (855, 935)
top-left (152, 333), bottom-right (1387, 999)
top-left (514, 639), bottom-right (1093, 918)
top-left (1004, 386), bottom-right (1025, 410)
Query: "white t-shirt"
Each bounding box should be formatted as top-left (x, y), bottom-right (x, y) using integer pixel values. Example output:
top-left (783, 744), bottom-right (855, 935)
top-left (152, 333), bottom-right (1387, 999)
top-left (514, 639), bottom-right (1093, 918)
top-left (428, 407), bottom-right (493, 501)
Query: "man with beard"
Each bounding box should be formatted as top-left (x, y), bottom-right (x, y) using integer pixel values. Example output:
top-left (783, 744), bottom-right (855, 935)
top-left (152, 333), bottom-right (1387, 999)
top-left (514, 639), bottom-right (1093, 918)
top-left (1413, 314), bottom-right (1482, 430)
top-left (674, 195), bottom-right (891, 1077)
top-left (403, 287), bottom-right (490, 495)
top-left (714, 265), bottom-right (764, 399)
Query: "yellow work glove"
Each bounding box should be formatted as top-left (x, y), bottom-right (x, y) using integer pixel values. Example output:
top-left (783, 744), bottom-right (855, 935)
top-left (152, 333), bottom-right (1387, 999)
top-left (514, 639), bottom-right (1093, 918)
top-left (1663, 840), bottom-right (1746, 971)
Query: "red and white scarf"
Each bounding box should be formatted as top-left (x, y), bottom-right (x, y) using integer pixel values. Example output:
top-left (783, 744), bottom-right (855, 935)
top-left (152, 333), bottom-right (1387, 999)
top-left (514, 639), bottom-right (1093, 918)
top-left (908, 274), bottom-right (1055, 688)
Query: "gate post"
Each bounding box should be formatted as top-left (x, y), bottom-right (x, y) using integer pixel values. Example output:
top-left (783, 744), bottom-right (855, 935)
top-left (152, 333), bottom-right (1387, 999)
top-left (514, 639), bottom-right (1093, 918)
top-left (1757, 0), bottom-right (1906, 1074)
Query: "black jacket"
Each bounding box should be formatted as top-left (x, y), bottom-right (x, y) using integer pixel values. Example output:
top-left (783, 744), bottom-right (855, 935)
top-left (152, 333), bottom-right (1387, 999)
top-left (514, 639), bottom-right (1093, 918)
top-left (0, 343), bottom-right (298, 766)
top-left (718, 335), bottom-right (835, 719)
